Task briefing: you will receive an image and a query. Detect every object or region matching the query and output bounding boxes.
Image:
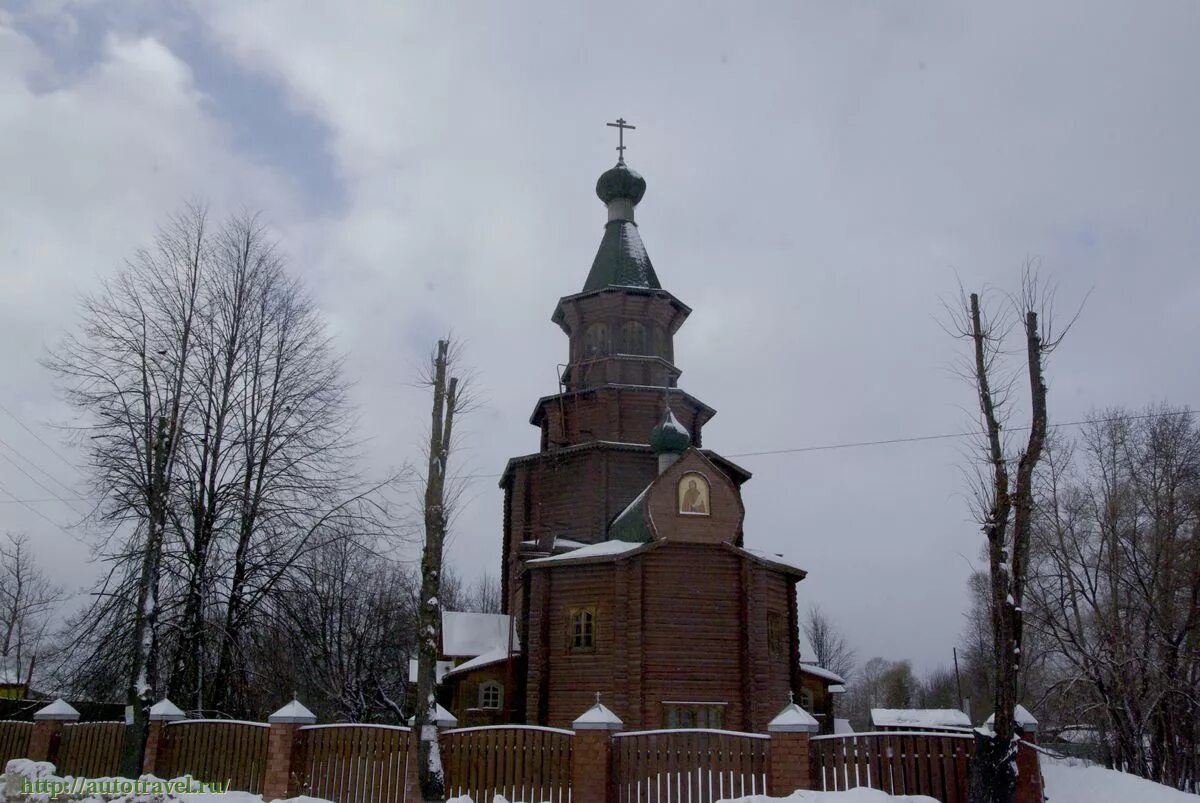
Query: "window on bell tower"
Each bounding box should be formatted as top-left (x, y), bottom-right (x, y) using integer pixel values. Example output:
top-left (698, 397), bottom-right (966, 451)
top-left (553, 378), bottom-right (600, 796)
top-left (583, 323), bottom-right (609, 357)
top-left (620, 321), bottom-right (647, 355)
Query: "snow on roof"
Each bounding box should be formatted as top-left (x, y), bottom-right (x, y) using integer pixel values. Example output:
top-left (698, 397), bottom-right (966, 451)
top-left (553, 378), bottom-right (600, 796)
top-left (871, 708), bottom-right (972, 729)
top-left (270, 699), bottom-right (317, 724)
top-left (834, 718), bottom-right (854, 734)
top-left (573, 702), bottom-right (623, 730)
top-left (828, 684), bottom-right (847, 694)
top-left (768, 703), bottom-right (819, 733)
top-left (149, 699), bottom-right (186, 720)
top-left (799, 663), bottom-right (847, 685)
top-left (527, 539), bottom-right (643, 565)
top-left (34, 699), bottom-right (79, 721)
top-left (737, 546), bottom-right (807, 576)
top-left (408, 659), bottom-right (455, 684)
top-left (985, 704), bottom-right (1038, 731)
top-left (441, 612), bottom-right (516, 657)
top-left (443, 647), bottom-right (512, 679)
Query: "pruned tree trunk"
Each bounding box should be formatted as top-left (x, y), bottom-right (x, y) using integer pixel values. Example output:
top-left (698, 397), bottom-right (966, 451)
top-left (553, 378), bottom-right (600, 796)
top-left (955, 274), bottom-right (1059, 803)
top-left (414, 339), bottom-right (464, 803)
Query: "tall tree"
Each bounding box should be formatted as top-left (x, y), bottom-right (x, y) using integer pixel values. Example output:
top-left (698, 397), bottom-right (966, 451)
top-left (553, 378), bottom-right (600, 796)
top-left (413, 339), bottom-right (473, 803)
top-left (46, 206), bottom-right (397, 740)
top-left (0, 533), bottom-right (64, 690)
top-left (948, 269), bottom-right (1071, 803)
top-left (803, 605), bottom-right (857, 680)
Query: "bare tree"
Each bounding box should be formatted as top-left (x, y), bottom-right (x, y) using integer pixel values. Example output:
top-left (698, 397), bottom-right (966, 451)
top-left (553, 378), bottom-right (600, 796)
top-left (946, 267), bottom-right (1072, 803)
top-left (803, 605), bottom-right (856, 680)
top-left (413, 338), bottom-right (475, 803)
top-left (45, 206), bottom-right (400, 753)
top-left (0, 533), bottom-right (65, 690)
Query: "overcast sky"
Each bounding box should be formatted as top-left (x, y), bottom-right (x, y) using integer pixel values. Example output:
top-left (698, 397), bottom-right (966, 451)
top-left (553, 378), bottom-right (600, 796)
top-left (2, 1), bottom-right (1199, 677)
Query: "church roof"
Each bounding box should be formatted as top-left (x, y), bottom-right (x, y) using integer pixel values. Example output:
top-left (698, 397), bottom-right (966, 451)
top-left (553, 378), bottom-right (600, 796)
top-left (583, 221), bottom-right (660, 291)
top-left (609, 487), bottom-right (652, 543)
top-left (499, 440), bottom-right (752, 487)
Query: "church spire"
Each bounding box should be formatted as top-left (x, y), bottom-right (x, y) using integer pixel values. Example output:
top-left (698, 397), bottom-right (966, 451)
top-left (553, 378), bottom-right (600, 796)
top-left (582, 119), bottom-right (661, 292)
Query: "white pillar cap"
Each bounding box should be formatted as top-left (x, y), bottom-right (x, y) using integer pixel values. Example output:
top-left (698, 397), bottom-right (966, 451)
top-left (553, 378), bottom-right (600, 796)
top-left (268, 699), bottom-right (317, 724)
top-left (34, 698), bottom-right (80, 722)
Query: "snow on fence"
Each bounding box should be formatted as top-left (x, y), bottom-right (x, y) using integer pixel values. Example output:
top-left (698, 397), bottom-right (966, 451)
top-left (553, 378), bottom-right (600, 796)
top-left (160, 719), bottom-right (270, 793)
top-left (56, 721), bottom-right (126, 777)
top-left (612, 728), bottom-right (770, 803)
top-left (809, 730), bottom-right (974, 803)
top-left (0, 721), bottom-right (32, 769)
top-left (441, 725), bottom-right (574, 803)
top-left (298, 723), bottom-right (414, 803)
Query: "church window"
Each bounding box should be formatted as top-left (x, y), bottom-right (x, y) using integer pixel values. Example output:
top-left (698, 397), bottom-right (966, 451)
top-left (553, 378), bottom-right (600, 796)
top-left (620, 321), bottom-right (648, 355)
top-left (568, 606), bottom-right (596, 652)
top-left (799, 688), bottom-right (815, 711)
top-left (677, 472), bottom-right (710, 516)
top-left (583, 323), bottom-right (609, 358)
top-left (478, 680), bottom-right (503, 710)
top-left (767, 612), bottom-right (785, 657)
top-left (663, 702), bottom-right (725, 729)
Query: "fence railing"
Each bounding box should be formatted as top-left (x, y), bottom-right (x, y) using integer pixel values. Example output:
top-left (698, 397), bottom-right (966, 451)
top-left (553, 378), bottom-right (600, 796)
top-left (0, 721), bottom-right (33, 770)
top-left (299, 723), bottom-right (413, 803)
top-left (441, 725), bottom-right (574, 803)
top-left (810, 730), bottom-right (974, 803)
top-left (612, 728), bottom-right (770, 803)
top-left (56, 722), bottom-right (126, 777)
top-left (160, 719), bottom-right (270, 792)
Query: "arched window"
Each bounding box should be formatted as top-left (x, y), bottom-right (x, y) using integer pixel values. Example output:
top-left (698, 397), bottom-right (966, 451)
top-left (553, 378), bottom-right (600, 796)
top-left (478, 680), bottom-right (503, 710)
top-left (677, 472), bottom-right (710, 516)
top-left (583, 323), bottom-right (609, 358)
top-left (568, 606), bottom-right (596, 652)
top-left (620, 321), bottom-right (647, 355)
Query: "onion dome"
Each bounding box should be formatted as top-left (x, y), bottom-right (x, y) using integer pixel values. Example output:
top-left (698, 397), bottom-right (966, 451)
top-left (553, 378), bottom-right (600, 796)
top-left (596, 162), bottom-right (647, 205)
top-left (650, 406), bottom-right (691, 454)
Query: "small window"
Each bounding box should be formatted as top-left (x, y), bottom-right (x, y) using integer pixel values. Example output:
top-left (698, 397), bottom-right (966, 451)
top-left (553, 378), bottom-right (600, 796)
top-left (583, 323), bottom-right (609, 358)
top-left (664, 703), bottom-right (725, 729)
top-left (479, 680), bottom-right (503, 710)
top-left (799, 688), bottom-right (814, 710)
top-left (677, 472), bottom-right (710, 516)
top-left (568, 606), bottom-right (596, 652)
top-left (767, 612), bottom-right (785, 657)
top-left (620, 321), bottom-right (648, 355)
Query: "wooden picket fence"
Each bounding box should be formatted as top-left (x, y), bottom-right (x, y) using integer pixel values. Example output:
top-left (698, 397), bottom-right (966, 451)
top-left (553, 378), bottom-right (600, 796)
top-left (809, 730), bottom-right (975, 803)
top-left (441, 725), bottom-right (574, 803)
top-left (56, 722), bottom-right (126, 777)
top-left (159, 720), bottom-right (270, 793)
top-left (299, 724), bottom-right (413, 803)
top-left (612, 729), bottom-right (770, 803)
top-left (0, 721), bottom-right (33, 770)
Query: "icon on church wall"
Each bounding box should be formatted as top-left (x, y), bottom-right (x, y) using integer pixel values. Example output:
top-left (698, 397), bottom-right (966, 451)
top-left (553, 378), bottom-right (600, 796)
top-left (678, 473), bottom-right (710, 516)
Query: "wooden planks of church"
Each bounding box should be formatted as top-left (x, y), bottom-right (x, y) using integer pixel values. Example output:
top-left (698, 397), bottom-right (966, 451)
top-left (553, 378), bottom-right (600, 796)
top-left (435, 147), bottom-right (845, 733)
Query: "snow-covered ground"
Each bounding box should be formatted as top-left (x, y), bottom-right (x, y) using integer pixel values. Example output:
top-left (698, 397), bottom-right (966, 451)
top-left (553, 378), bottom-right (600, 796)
top-left (1042, 756), bottom-right (1198, 803)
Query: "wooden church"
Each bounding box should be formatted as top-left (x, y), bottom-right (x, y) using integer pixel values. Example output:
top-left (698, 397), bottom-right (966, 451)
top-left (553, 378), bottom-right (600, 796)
top-left (437, 131), bottom-right (844, 733)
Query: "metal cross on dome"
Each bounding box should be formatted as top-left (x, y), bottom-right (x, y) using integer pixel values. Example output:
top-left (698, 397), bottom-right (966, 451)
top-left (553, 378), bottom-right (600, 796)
top-left (607, 118), bottom-right (636, 162)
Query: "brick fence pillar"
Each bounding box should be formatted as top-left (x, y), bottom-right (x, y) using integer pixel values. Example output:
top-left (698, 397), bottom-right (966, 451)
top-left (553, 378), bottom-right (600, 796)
top-left (571, 699), bottom-right (623, 803)
top-left (1015, 715), bottom-right (1044, 803)
top-left (263, 699), bottom-right (316, 801)
top-left (143, 698), bottom-right (185, 776)
top-left (29, 699), bottom-right (79, 764)
top-left (767, 700), bottom-right (819, 795)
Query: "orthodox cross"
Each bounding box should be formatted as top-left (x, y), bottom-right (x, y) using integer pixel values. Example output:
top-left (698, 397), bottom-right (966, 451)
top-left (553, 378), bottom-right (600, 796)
top-left (607, 118), bottom-right (636, 162)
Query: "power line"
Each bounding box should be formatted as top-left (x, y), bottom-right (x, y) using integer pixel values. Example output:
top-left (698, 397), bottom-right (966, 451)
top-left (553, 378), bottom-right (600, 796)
top-left (0, 400), bottom-right (82, 475)
top-left (0, 438), bottom-right (87, 514)
top-left (0, 480), bottom-right (88, 544)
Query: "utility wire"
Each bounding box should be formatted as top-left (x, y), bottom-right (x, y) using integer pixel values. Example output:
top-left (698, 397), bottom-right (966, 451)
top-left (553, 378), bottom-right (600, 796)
top-left (0, 479), bottom-right (87, 544)
top-left (0, 401), bottom-right (82, 475)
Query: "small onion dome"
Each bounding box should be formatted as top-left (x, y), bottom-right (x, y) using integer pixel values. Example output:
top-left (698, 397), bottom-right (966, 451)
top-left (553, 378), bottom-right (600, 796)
top-left (650, 406), bottom-right (691, 454)
top-left (596, 161), bottom-right (647, 205)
